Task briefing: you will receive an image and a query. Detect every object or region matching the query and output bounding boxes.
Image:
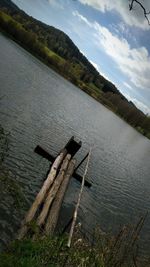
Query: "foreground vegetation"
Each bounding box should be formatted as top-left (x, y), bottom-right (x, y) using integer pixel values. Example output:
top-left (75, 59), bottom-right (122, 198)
top-left (0, 216), bottom-right (149, 267)
top-left (0, 0), bottom-right (150, 139)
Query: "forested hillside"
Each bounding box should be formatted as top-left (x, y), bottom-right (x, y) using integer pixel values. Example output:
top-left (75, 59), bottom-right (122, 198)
top-left (0, 0), bottom-right (150, 138)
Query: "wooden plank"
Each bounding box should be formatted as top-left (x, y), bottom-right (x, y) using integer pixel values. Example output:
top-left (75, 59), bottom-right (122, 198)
top-left (64, 136), bottom-right (82, 157)
top-left (35, 136), bottom-right (82, 161)
top-left (45, 158), bottom-right (76, 235)
top-left (36, 154), bottom-right (71, 227)
top-left (34, 146), bottom-right (92, 187)
top-left (18, 150), bottom-right (66, 240)
top-left (34, 145), bottom-right (55, 162)
top-left (62, 217), bottom-right (73, 234)
top-left (74, 153), bottom-right (89, 172)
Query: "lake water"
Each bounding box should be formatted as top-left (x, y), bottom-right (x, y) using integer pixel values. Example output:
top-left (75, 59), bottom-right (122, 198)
top-left (0, 34), bottom-right (150, 258)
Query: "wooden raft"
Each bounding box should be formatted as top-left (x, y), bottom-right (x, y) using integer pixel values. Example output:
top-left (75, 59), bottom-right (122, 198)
top-left (18, 137), bottom-right (91, 239)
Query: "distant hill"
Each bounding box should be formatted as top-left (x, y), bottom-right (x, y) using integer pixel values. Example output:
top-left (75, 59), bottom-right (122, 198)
top-left (0, 0), bottom-right (120, 96)
top-left (0, 0), bottom-right (150, 138)
top-left (0, 0), bottom-right (19, 11)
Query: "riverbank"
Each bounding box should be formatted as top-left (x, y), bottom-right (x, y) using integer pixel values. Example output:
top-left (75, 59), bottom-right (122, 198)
top-left (0, 222), bottom-right (149, 267)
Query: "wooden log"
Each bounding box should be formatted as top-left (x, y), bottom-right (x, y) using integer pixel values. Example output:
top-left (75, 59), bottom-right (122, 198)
top-left (36, 154), bottom-right (71, 227)
top-left (34, 145), bottom-right (55, 162)
top-left (64, 136), bottom-right (82, 157)
top-left (18, 150), bottom-right (67, 240)
top-left (62, 217), bottom-right (73, 234)
top-left (45, 158), bottom-right (76, 235)
top-left (35, 137), bottom-right (81, 161)
top-left (34, 146), bottom-right (92, 187)
top-left (73, 172), bottom-right (91, 188)
top-left (67, 149), bottom-right (91, 248)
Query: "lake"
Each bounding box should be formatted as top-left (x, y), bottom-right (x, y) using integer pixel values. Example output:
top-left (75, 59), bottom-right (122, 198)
top-left (0, 34), bottom-right (150, 258)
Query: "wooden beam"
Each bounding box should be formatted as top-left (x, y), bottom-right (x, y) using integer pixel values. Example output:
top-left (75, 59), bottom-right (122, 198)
top-left (74, 153), bottom-right (89, 173)
top-left (45, 158), bottom-right (76, 235)
top-left (73, 172), bottom-right (91, 188)
top-left (67, 150), bottom-right (91, 247)
top-left (36, 154), bottom-right (71, 227)
top-left (34, 145), bottom-right (55, 162)
top-left (64, 136), bottom-right (82, 157)
top-left (34, 145), bottom-right (92, 188)
top-left (18, 150), bottom-right (66, 240)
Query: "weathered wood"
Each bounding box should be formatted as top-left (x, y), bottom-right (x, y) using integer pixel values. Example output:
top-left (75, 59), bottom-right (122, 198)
top-left (62, 217), bottom-right (73, 234)
top-left (18, 150), bottom-right (66, 240)
top-left (67, 149), bottom-right (91, 248)
top-left (64, 136), bottom-right (82, 157)
top-left (37, 154), bottom-right (71, 227)
top-left (34, 145), bottom-right (55, 162)
top-left (73, 172), bottom-right (91, 188)
top-left (35, 137), bottom-right (81, 161)
top-left (74, 153), bottom-right (89, 173)
top-left (34, 145), bottom-right (92, 187)
top-left (45, 158), bottom-right (76, 235)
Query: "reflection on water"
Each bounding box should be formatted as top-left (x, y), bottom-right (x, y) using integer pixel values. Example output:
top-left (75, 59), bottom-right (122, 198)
top-left (0, 34), bottom-right (150, 257)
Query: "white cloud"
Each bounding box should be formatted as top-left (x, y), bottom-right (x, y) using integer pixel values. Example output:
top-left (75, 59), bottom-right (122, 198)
top-left (89, 60), bottom-right (99, 71)
top-left (72, 10), bottom-right (92, 27)
top-left (73, 11), bottom-right (150, 90)
top-left (123, 82), bottom-right (133, 90)
top-left (78, 0), bottom-right (108, 12)
top-left (122, 92), bottom-right (150, 115)
top-left (94, 23), bottom-right (150, 89)
top-left (78, 0), bottom-right (150, 30)
top-left (48, 0), bottom-right (64, 9)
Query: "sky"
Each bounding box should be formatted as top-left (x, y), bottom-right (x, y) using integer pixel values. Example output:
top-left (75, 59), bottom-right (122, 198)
top-left (12, 0), bottom-right (150, 115)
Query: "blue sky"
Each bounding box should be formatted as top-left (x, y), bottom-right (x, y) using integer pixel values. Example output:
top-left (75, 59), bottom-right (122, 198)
top-left (12, 0), bottom-right (150, 114)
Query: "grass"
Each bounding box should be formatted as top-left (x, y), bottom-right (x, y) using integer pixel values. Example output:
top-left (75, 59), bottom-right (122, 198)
top-left (0, 11), bottom-right (11, 22)
top-left (0, 234), bottom-right (119, 267)
top-left (0, 215), bottom-right (149, 267)
top-left (44, 46), bottom-right (65, 64)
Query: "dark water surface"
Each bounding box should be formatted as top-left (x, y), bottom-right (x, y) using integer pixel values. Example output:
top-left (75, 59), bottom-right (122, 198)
top-left (0, 34), bottom-right (150, 257)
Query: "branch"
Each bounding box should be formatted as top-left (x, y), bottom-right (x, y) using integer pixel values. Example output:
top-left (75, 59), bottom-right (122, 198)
top-left (129, 0), bottom-right (150, 25)
top-left (67, 149), bottom-right (91, 248)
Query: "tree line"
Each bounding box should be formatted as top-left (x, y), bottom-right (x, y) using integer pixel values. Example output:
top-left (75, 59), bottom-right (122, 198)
top-left (0, 0), bottom-right (150, 139)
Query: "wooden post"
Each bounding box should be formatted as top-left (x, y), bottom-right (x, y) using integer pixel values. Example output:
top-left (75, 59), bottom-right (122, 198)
top-left (34, 144), bottom-right (91, 187)
top-left (18, 150), bottom-right (66, 240)
top-left (45, 158), bottom-right (76, 235)
top-left (74, 153), bottom-right (89, 173)
top-left (36, 154), bottom-right (71, 227)
top-left (67, 149), bottom-right (91, 248)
